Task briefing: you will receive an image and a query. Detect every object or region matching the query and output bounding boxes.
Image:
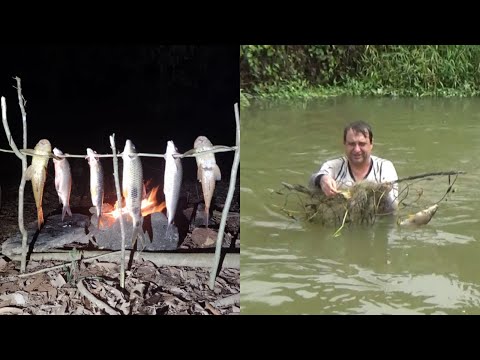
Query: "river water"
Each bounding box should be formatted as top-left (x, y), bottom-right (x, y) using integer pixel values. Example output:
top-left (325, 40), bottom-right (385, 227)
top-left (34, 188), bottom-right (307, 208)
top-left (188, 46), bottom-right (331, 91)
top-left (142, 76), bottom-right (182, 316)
top-left (241, 96), bottom-right (480, 314)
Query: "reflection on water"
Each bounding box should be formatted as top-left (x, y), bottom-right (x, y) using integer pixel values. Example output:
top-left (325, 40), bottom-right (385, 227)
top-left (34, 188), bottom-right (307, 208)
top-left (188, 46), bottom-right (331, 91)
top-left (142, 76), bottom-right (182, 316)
top-left (241, 96), bottom-right (480, 315)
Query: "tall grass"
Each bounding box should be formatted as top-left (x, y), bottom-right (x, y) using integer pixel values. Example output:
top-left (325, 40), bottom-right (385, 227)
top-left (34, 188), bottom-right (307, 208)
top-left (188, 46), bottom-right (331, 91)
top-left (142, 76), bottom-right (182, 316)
top-left (240, 45), bottom-right (480, 102)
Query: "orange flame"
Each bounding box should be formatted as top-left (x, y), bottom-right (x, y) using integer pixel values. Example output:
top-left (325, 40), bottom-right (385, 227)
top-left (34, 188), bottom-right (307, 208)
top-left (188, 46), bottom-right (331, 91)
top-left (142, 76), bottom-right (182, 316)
top-left (102, 185), bottom-right (166, 228)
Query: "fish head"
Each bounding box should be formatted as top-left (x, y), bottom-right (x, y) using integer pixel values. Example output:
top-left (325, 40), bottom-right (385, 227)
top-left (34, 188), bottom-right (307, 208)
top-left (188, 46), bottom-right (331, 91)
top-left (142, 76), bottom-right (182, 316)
top-left (35, 139), bottom-right (52, 152)
top-left (86, 148), bottom-right (98, 164)
top-left (123, 139), bottom-right (137, 155)
top-left (194, 136), bottom-right (213, 149)
top-left (428, 204), bottom-right (439, 215)
top-left (166, 140), bottom-right (179, 154)
top-left (52, 147), bottom-right (64, 164)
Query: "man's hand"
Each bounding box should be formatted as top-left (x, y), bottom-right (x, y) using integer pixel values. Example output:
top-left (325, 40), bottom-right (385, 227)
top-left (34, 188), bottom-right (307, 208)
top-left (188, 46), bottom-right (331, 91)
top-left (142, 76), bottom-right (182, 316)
top-left (320, 175), bottom-right (339, 197)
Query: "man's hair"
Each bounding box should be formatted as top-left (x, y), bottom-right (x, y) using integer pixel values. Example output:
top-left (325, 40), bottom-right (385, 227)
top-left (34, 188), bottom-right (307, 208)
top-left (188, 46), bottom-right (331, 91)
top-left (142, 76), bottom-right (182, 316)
top-left (343, 121), bottom-right (373, 144)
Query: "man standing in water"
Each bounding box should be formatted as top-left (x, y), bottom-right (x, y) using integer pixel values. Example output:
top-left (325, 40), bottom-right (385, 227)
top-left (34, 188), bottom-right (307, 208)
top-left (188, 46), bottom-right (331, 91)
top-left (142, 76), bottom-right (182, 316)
top-left (309, 120), bottom-right (399, 213)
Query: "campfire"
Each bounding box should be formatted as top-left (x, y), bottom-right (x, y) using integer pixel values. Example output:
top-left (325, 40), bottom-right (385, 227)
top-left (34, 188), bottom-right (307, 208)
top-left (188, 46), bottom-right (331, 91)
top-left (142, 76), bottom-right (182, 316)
top-left (88, 185), bottom-right (179, 251)
top-left (101, 185), bottom-right (166, 229)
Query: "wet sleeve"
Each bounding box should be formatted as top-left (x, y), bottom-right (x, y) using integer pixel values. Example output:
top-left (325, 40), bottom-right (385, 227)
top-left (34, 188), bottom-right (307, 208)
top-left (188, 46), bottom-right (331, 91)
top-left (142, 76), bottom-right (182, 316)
top-left (309, 159), bottom-right (338, 188)
top-left (382, 160), bottom-right (399, 211)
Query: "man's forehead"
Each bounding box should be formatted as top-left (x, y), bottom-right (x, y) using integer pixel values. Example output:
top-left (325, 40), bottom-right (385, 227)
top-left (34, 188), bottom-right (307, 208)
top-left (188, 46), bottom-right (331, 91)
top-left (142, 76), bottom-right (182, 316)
top-left (346, 129), bottom-right (369, 139)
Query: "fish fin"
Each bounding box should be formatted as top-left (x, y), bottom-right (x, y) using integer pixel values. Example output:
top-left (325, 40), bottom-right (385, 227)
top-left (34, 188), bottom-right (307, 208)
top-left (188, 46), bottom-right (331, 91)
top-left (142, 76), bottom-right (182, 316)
top-left (174, 157), bottom-right (182, 172)
top-left (62, 205), bottom-right (72, 221)
top-left (142, 183), bottom-right (147, 200)
top-left (214, 165), bottom-right (221, 181)
top-left (131, 219), bottom-right (144, 248)
top-left (197, 167), bottom-right (202, 182)
top-left (37, 206), bottom-right (44, 229)
top-left (25, 165), bottom-right (34, 181)
top-left (55, 177), bottom-right (60, 192)
top-left (205, 205), bottom-right (209, 228)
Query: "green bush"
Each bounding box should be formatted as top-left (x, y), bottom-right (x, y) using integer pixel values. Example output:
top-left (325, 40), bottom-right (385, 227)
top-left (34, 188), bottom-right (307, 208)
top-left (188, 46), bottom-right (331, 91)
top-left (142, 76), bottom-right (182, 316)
top-left (240, 45), bottom-right (480, 102)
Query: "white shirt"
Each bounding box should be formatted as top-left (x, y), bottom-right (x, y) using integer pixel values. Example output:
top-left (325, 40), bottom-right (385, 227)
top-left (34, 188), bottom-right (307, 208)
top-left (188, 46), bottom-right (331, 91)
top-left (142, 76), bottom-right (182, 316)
top-left (310, 155), bottom-right (399, 212)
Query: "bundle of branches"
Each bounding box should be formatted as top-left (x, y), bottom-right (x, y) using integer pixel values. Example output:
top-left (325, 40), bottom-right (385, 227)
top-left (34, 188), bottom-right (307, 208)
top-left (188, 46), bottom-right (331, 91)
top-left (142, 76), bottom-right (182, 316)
top-left (276, 171), bottom-right (465, 230)
top-left (278, 181), bottom-right (392, 227)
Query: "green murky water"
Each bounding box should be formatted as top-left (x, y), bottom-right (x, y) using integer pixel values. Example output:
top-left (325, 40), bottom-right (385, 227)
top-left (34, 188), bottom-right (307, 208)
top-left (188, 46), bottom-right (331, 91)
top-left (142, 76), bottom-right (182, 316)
top-left (241, 96), bottom-right (480, 314)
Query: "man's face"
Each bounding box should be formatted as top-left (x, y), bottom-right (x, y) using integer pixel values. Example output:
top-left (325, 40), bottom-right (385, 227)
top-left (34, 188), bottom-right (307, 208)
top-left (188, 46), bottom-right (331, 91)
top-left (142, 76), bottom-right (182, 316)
top-left (344, 129), bottom-right (373, 166)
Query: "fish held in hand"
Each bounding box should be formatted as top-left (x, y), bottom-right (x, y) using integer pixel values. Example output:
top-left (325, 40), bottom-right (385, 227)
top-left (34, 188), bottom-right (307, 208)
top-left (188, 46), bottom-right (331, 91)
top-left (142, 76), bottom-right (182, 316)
top-left (193, 136), bottom-right (221, 228)
top-left (52, 147), bottom-right (73, 221)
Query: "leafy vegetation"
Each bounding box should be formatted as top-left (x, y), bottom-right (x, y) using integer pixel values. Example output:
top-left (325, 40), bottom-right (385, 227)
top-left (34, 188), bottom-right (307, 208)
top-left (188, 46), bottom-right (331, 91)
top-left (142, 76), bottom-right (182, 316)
top-left (240, 45), bottom-right (480, 106)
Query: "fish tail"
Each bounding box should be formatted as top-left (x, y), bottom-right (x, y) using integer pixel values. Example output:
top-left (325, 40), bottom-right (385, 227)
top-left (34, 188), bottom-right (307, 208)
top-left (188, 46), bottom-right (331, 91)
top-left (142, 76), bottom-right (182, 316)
top-left (96, 205), bottom-right (103, 228)
top-left (37, 206), bottom-right (44, 229)
top-left (62, 204), bottom-right (72, 221)
top-left (131, 222), bottom-right (144, 249)
top-left (205, 205), bottom-right (209, 228)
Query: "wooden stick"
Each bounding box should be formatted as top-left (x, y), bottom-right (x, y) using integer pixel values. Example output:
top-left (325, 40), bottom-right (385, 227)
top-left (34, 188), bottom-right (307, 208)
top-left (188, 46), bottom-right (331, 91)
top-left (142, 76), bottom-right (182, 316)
top-left (76, 279), bottom-right (120, 315)
top-left (13, 251), bottom-right (239, 278)
top-left (16, 77), bottom-right (30, 274)
top-left (395, 171), bottom-right (466, 183)
top-left (1, 96), bottom-right (29, 274)
top-left (0, 145), bottom-right (239, 158)
top-left (109, 134), bottom-right (127, 289)
top-left (14, 77), bottom-right (27, 151)
top-left (212, 293), bottom-right (240, 308)
top-left (209, 103), bottom-right (240, 289)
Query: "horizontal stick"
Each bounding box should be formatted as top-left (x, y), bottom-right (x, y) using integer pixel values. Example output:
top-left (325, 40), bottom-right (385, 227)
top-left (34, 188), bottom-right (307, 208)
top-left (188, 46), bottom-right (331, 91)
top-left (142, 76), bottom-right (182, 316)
top-left (12, 251), bottom-right (240, 278)
top-left (0, 145), bottom-right (238, 159)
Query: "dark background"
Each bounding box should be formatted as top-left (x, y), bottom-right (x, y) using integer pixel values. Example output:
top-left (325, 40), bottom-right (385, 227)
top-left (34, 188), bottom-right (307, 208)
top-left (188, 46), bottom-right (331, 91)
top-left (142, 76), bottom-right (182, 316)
top-left (0, 45), bottom-right (239, 190)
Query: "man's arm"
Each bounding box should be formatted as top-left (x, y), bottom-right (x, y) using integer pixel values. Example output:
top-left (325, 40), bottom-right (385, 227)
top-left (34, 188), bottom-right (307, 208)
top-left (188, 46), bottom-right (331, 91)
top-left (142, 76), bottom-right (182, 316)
top-left (309, 158), bottom-right (342, 196)
top-left (381, 160), bottom-right (399, 211)
top-left (309, 160), bottom-right (335, 188)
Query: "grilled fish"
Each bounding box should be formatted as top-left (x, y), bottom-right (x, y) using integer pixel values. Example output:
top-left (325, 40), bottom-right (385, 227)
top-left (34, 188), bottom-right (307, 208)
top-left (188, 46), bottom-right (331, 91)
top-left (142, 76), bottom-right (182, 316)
top-left (193, 136), bottom-right (221, 227)
top-left (164, 140), bottom-right (183, 231)
top-left (52, 147), bottom-right (72, 221)
top-left (122, 139), bottom-right (144, 246)
top-left (25, 139), bottom-right (52, 229)
top-left (86, 148), bottom-right (104, 227)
